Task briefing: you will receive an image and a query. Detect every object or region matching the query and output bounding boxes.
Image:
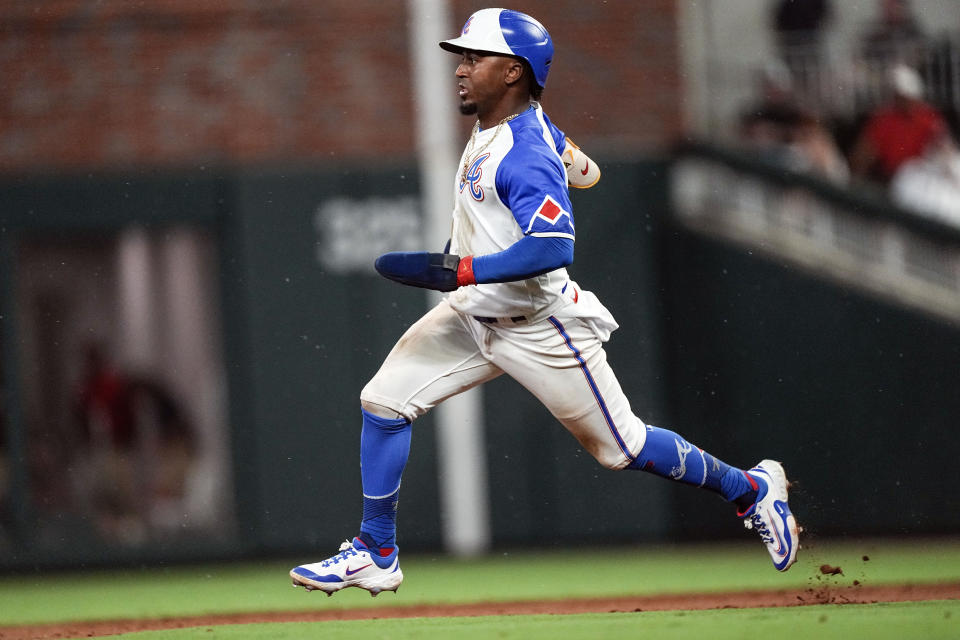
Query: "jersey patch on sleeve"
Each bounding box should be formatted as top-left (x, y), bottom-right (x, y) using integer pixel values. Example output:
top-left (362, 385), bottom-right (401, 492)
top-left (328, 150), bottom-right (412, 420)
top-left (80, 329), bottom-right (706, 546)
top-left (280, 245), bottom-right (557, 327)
top-left (525, 194), bottom-right (575, 238)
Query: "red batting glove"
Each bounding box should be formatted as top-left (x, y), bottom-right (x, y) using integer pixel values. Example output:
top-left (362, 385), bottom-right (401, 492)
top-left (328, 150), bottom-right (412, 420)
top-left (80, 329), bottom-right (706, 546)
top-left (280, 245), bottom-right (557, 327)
top-left (457, 255), bottom-right (477, 286)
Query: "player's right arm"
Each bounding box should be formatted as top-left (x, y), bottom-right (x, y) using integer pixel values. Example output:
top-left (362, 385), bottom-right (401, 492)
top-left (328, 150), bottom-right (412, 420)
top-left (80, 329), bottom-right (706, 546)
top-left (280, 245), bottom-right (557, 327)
top-left (374, 235), bottom-right (572, 292)
top-left (460, 235), bottom-right (572, 285)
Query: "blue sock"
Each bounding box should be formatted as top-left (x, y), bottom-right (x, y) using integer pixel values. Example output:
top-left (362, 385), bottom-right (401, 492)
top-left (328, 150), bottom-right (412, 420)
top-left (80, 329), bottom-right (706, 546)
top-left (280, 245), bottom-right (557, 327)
top-left (358, 408), bottom-right (411, 549)
top-left (627, 425), bottom-right (754, 502)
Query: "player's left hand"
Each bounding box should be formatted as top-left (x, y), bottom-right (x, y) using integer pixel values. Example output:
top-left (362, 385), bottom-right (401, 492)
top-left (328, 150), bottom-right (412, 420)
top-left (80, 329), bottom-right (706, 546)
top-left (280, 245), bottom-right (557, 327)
top-left (374, 251), bottom-right (476, 291)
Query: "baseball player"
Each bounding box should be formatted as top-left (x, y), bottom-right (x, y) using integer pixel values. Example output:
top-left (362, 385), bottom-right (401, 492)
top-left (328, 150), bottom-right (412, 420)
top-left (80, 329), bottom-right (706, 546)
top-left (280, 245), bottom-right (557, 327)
top-left (291, 8), bottom-right (799, 597)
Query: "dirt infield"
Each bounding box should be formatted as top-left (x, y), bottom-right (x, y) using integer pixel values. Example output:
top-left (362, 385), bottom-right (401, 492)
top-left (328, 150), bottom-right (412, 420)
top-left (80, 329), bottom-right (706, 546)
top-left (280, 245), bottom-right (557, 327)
top-left (1, 582), bottom-right (958, 640)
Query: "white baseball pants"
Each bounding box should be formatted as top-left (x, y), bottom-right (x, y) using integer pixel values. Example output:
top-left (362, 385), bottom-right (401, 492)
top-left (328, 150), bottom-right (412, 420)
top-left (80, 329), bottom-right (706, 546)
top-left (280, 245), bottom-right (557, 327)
top-left (360, 299), bottom-right (648, 469)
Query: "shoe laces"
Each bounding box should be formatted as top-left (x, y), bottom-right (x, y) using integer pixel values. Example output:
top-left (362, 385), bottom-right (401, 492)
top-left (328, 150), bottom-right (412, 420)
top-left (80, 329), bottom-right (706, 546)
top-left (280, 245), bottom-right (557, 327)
top-left (320, 540), bottom-right (359, 567)
top-left (745, 511), bottom-right (774, 544)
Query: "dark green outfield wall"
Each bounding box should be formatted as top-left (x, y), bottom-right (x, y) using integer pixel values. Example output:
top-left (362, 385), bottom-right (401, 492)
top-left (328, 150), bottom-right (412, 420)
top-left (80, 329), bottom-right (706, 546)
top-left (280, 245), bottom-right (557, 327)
top-left (223, 168), bottom-right (443, 554)
top-left (660, 230), bottom-right (960, 540)
top-left (1, 152), bottom-right (958, 567)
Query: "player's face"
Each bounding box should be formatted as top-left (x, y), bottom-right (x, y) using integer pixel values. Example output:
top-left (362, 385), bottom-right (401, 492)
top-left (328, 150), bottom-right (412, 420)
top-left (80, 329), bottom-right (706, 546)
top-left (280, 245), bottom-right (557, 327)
top-left (455, 51), bottom-right (512, 116)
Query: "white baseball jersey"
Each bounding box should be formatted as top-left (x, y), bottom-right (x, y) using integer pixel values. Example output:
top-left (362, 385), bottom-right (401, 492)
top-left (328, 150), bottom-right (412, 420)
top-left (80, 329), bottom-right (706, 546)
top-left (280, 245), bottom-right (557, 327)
top-left (448, 103), bottom-right (578, 322)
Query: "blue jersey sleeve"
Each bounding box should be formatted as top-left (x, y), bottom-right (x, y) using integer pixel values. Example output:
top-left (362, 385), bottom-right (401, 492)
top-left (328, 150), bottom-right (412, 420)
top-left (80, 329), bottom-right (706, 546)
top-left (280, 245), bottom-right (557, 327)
top-left (495, 128), bottom-right (575, 240)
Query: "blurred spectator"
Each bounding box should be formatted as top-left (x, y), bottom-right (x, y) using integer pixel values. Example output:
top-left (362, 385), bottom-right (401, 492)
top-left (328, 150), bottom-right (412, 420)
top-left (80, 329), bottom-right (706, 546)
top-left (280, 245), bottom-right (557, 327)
top-left (75, 344), bottom-right (137, 451)
top-left (860, 0), bottom-right (926, 69)
top-left (772, 0), bottom-right (833, 94)
top-left (790, 112), bottom-right (850, 183)
top-left (739, 60), bottom-right (805, 150)
top-left (739, 60), bottom-right (848, 183)
top-left (890, 129), bottom-right (960, 226)
top-left (128, 377), bottom-right (197, 536)
top-left (73, 343), bottom-right (144, 543)
top-left (849, 64), bottom-right (947, 185)
top-left (72, 343), bottom-right (196, 544)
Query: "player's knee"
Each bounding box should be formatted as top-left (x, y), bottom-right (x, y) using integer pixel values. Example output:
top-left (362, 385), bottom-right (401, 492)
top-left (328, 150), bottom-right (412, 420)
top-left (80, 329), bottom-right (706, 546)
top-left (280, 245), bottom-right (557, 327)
top-left (578, 415), bottom-right (647, 470)
top-left (595, 448), bottom-right (631, 470)
top-left (360, 398), bottom-right (404, 421)
top-left (578, 437), bottom-right (631, 470)
top-left (360, 381), bottom-right (411, 421)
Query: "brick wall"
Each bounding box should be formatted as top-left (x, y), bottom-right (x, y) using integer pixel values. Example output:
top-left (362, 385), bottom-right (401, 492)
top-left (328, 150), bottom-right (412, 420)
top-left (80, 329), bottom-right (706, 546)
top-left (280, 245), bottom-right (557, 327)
top-left (0, 0), bottom-right (681, 171)
top-left (475, 0), bottom-right (682, 152)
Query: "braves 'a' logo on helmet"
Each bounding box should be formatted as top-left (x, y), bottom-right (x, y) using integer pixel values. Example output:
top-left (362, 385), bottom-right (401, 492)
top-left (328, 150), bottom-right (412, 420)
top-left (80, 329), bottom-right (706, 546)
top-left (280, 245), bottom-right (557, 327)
top-left (460, 152), bottom-right (490, 201)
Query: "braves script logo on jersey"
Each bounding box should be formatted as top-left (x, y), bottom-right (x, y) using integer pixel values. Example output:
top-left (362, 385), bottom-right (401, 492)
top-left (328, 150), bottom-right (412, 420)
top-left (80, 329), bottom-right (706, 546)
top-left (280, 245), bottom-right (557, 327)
top-left (460, 152), bottom-right (490, 201)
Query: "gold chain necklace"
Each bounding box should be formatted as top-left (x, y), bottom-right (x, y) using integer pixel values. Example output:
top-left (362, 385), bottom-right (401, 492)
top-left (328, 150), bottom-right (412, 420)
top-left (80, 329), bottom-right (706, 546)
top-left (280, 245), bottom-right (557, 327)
top-left (460, 113), bottom-right (520, 184)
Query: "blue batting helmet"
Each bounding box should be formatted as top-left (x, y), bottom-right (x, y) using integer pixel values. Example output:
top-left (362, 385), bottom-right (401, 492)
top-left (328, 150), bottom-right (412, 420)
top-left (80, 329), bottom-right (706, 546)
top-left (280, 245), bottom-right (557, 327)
top-left (439, 8), bottom-right (554, 88)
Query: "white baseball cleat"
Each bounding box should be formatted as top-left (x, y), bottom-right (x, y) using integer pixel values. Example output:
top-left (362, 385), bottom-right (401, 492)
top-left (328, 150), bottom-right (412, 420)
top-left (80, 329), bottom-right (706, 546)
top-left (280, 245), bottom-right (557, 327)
top-left (740, 459), bottom-right (800, 572)
top-left (290, 538), bottom-right (403, 597)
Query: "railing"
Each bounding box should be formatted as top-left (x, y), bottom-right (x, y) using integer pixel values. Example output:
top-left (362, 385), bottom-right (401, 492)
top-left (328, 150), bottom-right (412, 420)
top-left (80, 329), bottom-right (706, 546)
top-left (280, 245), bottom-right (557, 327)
top-left (670, 143), bottom-right (960, 326)
top-left (782, 37), bottom-right (960, 118)
top-left (712, 35), bottom-right (960, 139)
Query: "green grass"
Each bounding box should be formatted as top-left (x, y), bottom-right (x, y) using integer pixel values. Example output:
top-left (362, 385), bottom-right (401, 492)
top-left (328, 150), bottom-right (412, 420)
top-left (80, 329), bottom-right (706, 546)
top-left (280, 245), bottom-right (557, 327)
top-left (89, 601), bottom-right (960, 640)
top-left (0, 537), bottom-right (958, 637)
